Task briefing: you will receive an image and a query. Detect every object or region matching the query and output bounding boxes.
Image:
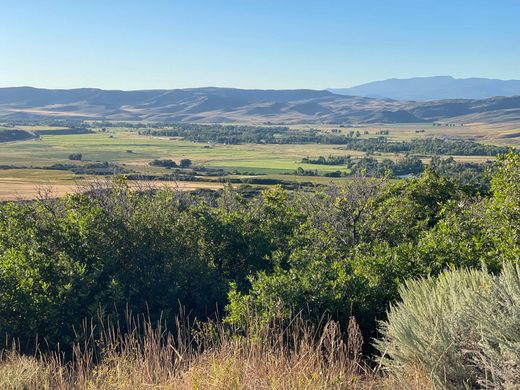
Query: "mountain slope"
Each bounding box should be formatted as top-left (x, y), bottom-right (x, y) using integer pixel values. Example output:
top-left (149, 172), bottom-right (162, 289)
top-left (331, 76), bottom-right (520, 100)
top-left (0, 86), bottom-right (520, 124)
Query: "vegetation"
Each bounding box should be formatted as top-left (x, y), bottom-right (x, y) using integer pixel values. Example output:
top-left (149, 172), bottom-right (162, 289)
top-left (0, 119), bottom-right (519, 387)
top-left (301, 154), bottom-right (493, 188)
top-left (335, 137), bottom-right (512, 156)
top-left (143, 124), bottom-right (488, 152)
top-left (179, 158), bottom-right (192, 168)
top-left (68, 152), bottom-right (83, 161)
top-left (302, 155), bottom-right (353, 165)
top-left (0, 154), bottom-right (518, 344)
top-left (141, 124), bottom-right (297, 144)
top-left (0, 121), bottom-right (517, 201)
top-left (0, 129), bottom-right (35, 143)
top-left (0, 313), bottom-right (434, 389)
top-left (430, 156), bottom-right (493, 193)
top-left (150, 159), bottom-right (178, 168)
top-left (50, 162), bottom-right (130, 175)
top-left (301, 155), bottom-right (424, 177)
top-left (143, 124), bottom-right (513, 156)
top-left (377, 263), bottom-right (520, 389)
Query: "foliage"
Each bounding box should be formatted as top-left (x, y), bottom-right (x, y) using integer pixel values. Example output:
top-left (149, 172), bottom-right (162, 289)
top-left (302, 155), bottom-right (352, 165)
top-left (179, 158), bottom-right (192, 168)
top-left (336, 137), bottom-right (513, 156)
top-left (376, 263), bottom-right (520, 389)
top-left (68, 153), bottom-right (83, 161)
top-left (149, 158), bottom-right (177, 168)
top-left (430, 156), bottom-right (493, 194)
top-left (0, 153), bottom-right (518, 358)
top-left (226, 155), bottom-right (519, 339)
top-left (142, 123), bottom-right (514, 156)
top-left (0, 182), bottom-right (299, 349)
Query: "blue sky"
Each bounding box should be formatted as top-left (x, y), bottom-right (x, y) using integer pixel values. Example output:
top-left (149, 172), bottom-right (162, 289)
top-left (1, 0), bottom-right (519, 90)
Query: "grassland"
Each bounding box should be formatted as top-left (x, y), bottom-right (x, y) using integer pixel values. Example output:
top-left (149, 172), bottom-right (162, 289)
top-left (0, 121), bottom-right (518, 200)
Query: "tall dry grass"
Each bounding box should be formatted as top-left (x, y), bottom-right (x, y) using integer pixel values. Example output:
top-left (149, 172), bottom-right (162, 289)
top-left (0, 312), bottom-right (433, 390)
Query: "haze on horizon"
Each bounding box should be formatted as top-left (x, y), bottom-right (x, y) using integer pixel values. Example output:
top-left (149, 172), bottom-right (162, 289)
top-left (1, 0), bottom-right (519, 90)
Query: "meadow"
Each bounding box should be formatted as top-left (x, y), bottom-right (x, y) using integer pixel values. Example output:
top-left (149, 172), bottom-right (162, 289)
top-left (0, 121), bottom-right (518, 200)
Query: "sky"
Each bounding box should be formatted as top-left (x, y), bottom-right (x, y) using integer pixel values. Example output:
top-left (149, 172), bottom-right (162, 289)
top-left (0, 0), bottom-right (519, 90)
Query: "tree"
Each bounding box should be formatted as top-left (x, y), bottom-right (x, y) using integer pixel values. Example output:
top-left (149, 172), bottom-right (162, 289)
top-left (68, 153), bottom-right (82, 161)
top-left (179, 158), bottom-right (192, 168)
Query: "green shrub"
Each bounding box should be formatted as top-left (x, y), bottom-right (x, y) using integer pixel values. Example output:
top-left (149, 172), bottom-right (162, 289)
top-left (68, 153), bottom-right (82, 161)
top-left (0, 181), bottom-right (291, 350)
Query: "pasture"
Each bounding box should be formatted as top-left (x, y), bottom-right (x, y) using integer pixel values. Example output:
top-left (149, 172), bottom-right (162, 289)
top-left (0, 121), bottom-right (518, 200)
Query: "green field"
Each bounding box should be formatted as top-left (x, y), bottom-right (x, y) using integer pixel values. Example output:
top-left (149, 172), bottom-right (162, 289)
top-left (0, 121), bottom-right (518, 200)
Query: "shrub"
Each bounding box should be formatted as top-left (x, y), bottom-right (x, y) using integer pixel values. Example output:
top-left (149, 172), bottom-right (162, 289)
top-left (179, 158), bottom-right (192, 168)
top-left (68, 153), bottom-right (82, 161)
top-left (375, 264), bottom-right (520, 389)
top-left (149, 159), bottom-right (177, 168)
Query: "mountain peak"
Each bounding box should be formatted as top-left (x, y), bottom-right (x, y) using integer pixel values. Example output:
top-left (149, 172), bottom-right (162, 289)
top-left (330, 76), bottom-right (520, 100)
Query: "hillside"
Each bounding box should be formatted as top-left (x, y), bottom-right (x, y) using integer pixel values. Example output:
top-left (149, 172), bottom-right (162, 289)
top-left (1, 86), bottom-right (520, 124)
top-left (331, 76), bottom-right (520, 101)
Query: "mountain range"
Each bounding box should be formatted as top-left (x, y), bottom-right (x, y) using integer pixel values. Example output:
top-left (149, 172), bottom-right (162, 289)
top-left (330, 76), bottom-right (520, 101)
top-left (1, 85), bottom-right (520, 124)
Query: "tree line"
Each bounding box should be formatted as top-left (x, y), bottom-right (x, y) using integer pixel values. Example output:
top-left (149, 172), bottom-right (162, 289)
top-left (142, 124), bottom-right (513, 156)
top-left (299, 155), bottom-right (490, 187)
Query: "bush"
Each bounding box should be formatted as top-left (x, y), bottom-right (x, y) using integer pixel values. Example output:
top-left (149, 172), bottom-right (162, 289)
top-left (179, 158), bottom-right (192, 168)
top-left (68, 153), bottom-right (82, 161)
top-left (375, 263), bottom-right (520, 389)
top-left (149, 159), bottom-right (177, 168)
top-left (0, 182), bottom-right (300, 350)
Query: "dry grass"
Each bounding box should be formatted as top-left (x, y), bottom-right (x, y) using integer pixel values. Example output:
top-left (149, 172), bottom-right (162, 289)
top-left (0, 179), bottom-right (228, 201)
top-left (0, 313), bottom-right (434, 390)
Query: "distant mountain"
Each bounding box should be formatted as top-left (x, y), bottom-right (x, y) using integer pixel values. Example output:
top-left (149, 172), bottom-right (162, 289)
top-left (1, 86), bottom-right (520, 124)
top-left (330, 76), bottom-right (520, 101)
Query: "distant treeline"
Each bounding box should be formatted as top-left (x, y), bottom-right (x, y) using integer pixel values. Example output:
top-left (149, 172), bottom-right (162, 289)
top-left (299, 155), bottom-right (493, 191)
top-left (34, 128), bottom-right (93, 135)
top-left (142, 124), bottom-right (512, 156)
top-left (302, 155), bottom-right (352, 165)
top-left (0, 129), bottom-right (34, 142)
top-left (298, 155), bottom-right (424, 178)
top-left (2, 120), bottom-right (513, 157)
top-left (1, 119), bottom-right (88, 128)
top-left (141, 124), bottom-right (297, 144)
top-left (48, 162), bottom-right (131, 175)
top-left (141, 123), bottom-right (376, 144)
top-left (335, 138), bottom-right (512, 156)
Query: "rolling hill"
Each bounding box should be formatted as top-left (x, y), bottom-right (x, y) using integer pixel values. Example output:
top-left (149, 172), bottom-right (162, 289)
top-left (1, 86), bottom-right (520, 124)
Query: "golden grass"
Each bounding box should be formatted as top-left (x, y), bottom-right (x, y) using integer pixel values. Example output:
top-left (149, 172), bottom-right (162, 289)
top-left (0, 314), bottom-right (434, 390)
top-left (0, 179), bottom-right (229, 201)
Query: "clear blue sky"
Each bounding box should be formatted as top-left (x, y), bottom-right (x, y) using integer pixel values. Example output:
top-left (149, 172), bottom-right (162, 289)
top-left (1, 0), bottom-right (519, 90)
